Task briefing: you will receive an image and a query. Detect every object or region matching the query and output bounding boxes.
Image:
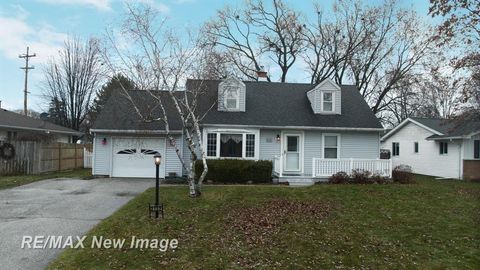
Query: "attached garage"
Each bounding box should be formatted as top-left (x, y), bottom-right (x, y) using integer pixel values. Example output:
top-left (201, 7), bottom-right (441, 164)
top-left (112, 137), bottom-right (166, 178)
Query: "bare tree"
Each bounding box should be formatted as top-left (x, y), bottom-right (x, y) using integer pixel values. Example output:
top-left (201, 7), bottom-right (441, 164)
top-left (203, 0), bottom-right (304, 82)
top-left (103, 4), bottom-right (214, 197)
top-left (42, 37), bottom-right (104, 131)
top-left (429, 0), bottom-right (479, 121)
top-left (302, 0), bottom-right (369, 84)
top-left (347, 5), bottom-right (433, 115)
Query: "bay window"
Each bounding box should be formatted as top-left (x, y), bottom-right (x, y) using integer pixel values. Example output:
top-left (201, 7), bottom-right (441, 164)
top-left (205, 130), bottom-right (258, 159)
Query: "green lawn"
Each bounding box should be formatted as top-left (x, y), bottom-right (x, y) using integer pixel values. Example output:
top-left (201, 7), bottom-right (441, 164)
top-left (49, 175), bottom-right (480, 269)
top-left (0, 168), bottom-right (92, 190)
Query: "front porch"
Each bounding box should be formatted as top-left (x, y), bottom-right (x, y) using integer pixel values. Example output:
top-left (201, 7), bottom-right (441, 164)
top-left (273, 156), bottom-right (392, 185)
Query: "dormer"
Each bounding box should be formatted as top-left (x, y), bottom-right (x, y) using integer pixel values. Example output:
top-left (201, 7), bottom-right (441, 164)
top-left (218, 76), bottom-right (246, 112)
top-left (307, 78), bottom-right (341, 114)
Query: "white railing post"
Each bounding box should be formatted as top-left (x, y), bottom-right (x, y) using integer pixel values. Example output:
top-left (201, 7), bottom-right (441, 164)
top-left (312, 158), bottom-right (316, 177)
top-left (279, 154), bottom-right (283, 177)
top-left (389, 159), bottom-right (393, 178)
top-left (349, 158), bottom-right (353, 174)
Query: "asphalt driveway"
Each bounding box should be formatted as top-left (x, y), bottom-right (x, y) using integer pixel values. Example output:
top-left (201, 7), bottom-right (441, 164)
top-left (0, 177), bottom-right (154, 270)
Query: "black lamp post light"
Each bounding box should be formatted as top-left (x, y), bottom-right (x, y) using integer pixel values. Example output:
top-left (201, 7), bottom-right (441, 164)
top-left (149, 154), bottom-right (164, 219)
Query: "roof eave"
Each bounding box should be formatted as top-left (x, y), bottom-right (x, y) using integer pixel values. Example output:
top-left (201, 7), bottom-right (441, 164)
top-left (201, 123), bottom-right (383, 132)
top-left (0, 125), bottom-right (81, 136)
top-left (90, 129), bottom-right (183, 134)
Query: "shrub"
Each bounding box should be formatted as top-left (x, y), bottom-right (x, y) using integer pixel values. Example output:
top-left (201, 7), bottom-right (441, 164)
top-left (350, 169), bottom-right (372, 184)
top-left (194, 159), bottom-right (273, 184)
top-left (328, 171), bottom-right (350, 184)
top-left (392, 165), bottom-right (415, 184)
top-left (371, 173), bottom-right (389, 184)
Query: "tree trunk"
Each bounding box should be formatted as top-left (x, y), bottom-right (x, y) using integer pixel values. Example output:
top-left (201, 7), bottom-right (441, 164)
top-left (188, 153), bottom-right (201, 197)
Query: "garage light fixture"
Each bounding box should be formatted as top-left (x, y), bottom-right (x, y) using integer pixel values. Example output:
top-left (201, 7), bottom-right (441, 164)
top-left (102, 138), bottom-right (107, 145)
top-left (276, 134), bottom-right (280, 142)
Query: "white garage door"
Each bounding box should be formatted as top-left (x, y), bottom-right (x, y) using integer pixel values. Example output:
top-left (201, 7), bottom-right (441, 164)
top-left (112, 137), bottom-right (166, 178)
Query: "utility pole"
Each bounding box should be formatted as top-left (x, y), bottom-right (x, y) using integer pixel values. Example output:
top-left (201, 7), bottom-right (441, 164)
top-left (19, 46), bottom-right (36, 115)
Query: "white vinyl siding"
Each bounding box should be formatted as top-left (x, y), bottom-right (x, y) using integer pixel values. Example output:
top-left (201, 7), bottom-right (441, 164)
top-left (381, 121), bottom-right (461, 179)
top-left (93, 134), bottom-right (112, 175)
top-left (259, 129), bottom-right (282, 160)
top-left (165, 135), bottom-right (183, 177)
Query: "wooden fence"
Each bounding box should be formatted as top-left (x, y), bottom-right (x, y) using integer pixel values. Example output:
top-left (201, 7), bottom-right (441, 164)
top-left (0, 140), bottom-right (92, 176)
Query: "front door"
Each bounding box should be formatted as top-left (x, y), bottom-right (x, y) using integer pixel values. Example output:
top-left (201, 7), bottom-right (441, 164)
top-left (283, 133), bottom-right (302, 172)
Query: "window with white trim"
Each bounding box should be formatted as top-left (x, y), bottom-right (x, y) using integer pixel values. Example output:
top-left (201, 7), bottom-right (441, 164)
top-left (220, 134), bottom-right (242, 157)
top-left (246, 134), bottom-right (255, 158)
top-left (392, 142), bottom-right (400, 156)
top-left (322, 92), bottom-right (333, 112)
top-left (440, 142), bottom-right (448, 155)
top-left (324, 135), bottom-right (338, 159)
top-left (205, 131), bottom-right (257, 159)
top-left (414, 142), bottom-right (419, 153)
top-left (225, 87), bottom-right (239, 110)
top-left (207, 133), bottom-right (217, 157)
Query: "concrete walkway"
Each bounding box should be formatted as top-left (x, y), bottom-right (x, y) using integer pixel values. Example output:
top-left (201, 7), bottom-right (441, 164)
top-left (0, 177), bottom-right (154, 270)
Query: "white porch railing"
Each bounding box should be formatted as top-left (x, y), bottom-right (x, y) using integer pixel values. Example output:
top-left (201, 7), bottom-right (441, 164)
top-left (83, 147), bottom-right (93, 168)
top-left (273, 156), bottom-right (282, 177)
top-left (312, 158), bottom-right (392, 178)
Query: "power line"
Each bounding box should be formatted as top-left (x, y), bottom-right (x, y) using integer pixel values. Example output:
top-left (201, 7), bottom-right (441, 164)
top-left (19, 46), bottom-right (36, 116)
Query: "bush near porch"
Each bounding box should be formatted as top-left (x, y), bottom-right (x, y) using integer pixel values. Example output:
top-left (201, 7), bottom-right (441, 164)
top-left (194, 159), bottom-right (272, 183)
top-left (49, 175), bottom-right (479, 269)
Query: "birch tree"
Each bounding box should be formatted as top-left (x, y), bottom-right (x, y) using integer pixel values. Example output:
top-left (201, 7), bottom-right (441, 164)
top-left (102, 4), bottom-right (213, 197)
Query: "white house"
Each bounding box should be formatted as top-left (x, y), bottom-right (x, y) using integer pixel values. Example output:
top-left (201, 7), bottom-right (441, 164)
top-left (91, 77), bottom-right (390, 184)
top-left (381, 117), bottom-right (480, 180)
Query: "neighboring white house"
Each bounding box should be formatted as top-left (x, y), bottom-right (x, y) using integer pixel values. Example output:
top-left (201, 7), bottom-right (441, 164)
top-left (91, 77), bottom-right (390, 184)
top-left (381, 117), bottom-right (480, 180)
top-left (0, 108), bottom-right (80, 143)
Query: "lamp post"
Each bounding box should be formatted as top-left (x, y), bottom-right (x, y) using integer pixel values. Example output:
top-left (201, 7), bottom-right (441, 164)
top-left (150, 154), bottom-right (163, 218)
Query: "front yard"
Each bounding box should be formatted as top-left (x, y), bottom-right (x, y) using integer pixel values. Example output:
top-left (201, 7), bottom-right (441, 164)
top-left (0, 168), bottom-right (92, 190)
top-left (49, 175), bottom-right (479, 269)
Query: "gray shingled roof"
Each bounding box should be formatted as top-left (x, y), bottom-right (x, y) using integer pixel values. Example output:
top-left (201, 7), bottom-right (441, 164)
top-left (93, 79), bottom-right (382, 131)
top-left (410, 117), bottom-right (480, 138)
top-left (0, 109), bottom-right (80, 135)
top-left (92, 90), bottom-right (184, 131)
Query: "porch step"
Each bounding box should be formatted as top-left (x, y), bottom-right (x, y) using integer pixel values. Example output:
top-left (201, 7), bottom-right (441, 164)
top-left (285, 178), bottom-right (315, 187)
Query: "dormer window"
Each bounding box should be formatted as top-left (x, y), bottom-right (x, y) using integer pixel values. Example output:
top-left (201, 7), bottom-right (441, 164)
top-left (306, 79), bottom-right (341, 114)
top-left (225, 87), bottom-right (239, 110)
top-left (322, 92), bottom-right (334, 112)
top-left (218, 76), bottom-right (245, 112)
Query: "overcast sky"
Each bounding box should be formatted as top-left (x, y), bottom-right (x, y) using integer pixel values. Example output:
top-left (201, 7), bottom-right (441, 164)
top-left (0, 0), bottom-right (431, 112)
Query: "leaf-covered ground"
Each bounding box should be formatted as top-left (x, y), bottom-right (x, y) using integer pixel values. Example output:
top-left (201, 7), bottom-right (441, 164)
top-left (49, 175), bottom-right (480, 269)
